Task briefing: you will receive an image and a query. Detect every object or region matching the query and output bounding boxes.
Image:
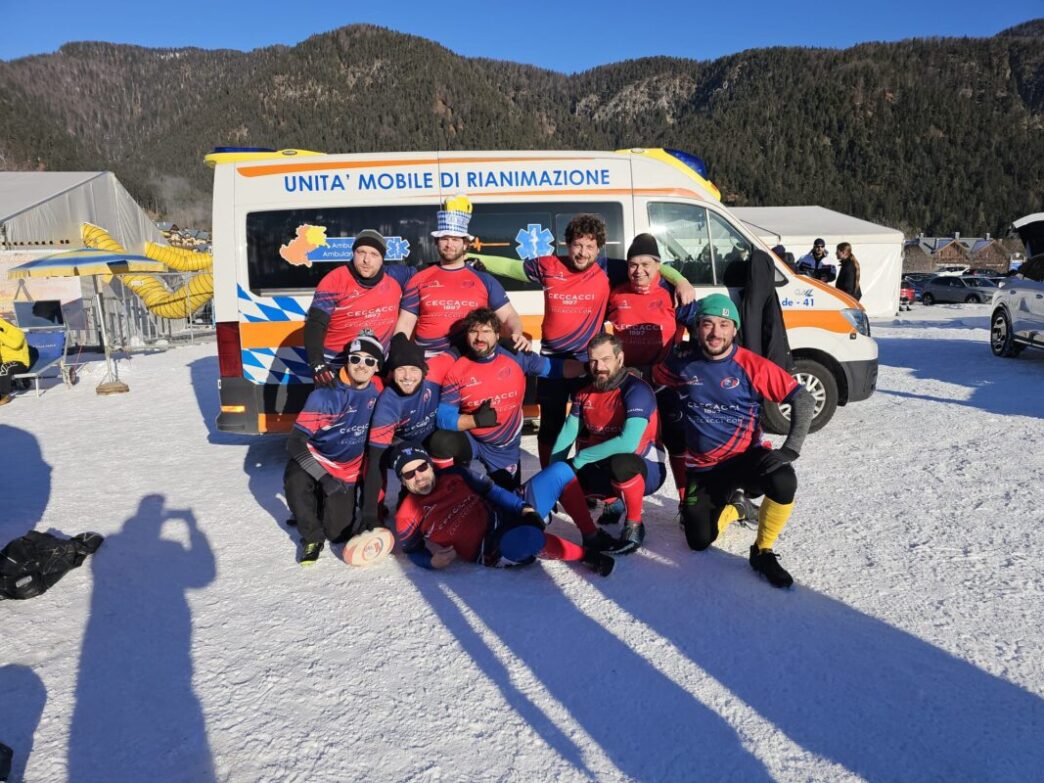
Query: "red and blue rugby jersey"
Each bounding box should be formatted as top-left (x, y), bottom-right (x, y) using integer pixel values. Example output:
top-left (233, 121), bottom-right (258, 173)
top-left (293, 379), bottom-right (381, 482)
top-left (523, 255), bottom-right (610, 359)
top-left (368, 350), bottom-right (457, 448)
top-left (440, 345), bottom-right (549, 448)
top-left (653, 344), bottom-right (798, 470)
top-left (400, 265), bottom-right (510, 353)
top-left (394, 467), bottom-right (496, 563)
top-left (570, 373), bottom-right (663, 461)
top-left (606, 280), bottom-right (698, 367)
top-left (310, 264), bottom-right (413, 357)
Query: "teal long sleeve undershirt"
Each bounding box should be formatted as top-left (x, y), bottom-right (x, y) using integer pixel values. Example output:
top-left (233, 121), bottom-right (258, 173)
top-left (551, 416), bottom-right (647, 469)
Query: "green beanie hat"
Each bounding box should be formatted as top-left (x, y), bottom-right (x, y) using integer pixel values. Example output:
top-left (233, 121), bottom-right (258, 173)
top-left (696, 293), bottom-right (741, 328)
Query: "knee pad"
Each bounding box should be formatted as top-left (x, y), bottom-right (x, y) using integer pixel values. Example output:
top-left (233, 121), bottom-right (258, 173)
top-left (608, 453), bottom-right (646, 483)
top-left (764, 465), bottom-right (797, 504)
top-left (680, 503), bottom-right (716, 551)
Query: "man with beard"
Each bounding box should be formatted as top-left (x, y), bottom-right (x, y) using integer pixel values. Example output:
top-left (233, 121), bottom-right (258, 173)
top-left (390, 442), bottom-right (614, 577)
top-left (304, 229), bottom-right (414, 387)
top-left (285, 330), bottom-right (393, 566)
top-left (395, 195), bottom-right (527, 355)
top-left (359, 334), bottom-right (470, 530)
top-left (474, 215), bottom-right (694, 468)
top-left (550, 333), bottom-right (667, 554)
top-left (653, 294), bottom-right (813, 587)
top-left (437, 308), bottom-right (583, 490)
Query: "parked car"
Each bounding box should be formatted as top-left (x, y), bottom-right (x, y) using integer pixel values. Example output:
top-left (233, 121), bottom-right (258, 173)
top-left (991, 255), bottom-right (1044, 357)
top-left (899, 281), bottom-right (915, 311)
top-left (921, 275), bottom-right (998, 305)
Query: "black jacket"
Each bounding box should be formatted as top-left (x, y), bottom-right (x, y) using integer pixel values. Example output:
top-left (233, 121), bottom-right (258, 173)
top-left (836, 260), bottom-right (862, 300)
top-left (738, 249), bottom-right (794, 371)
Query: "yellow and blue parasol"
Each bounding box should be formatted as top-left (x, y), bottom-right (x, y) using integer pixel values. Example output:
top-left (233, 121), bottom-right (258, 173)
top-left (7, 247), bottom-right (167, 279)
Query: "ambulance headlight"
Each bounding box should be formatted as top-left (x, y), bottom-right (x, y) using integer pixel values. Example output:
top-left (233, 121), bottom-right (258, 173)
top-left (842, 308), bottom-right (870, 337)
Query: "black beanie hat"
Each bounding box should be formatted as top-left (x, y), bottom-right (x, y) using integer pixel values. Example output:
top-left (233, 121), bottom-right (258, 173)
top-left (626, 233), bottom-right (661, 262)
top-left (386, 333), bottom-right (428, 374)
top-left (353, 229), bottom-right (387, 258)
top-left (390, 441), bottom-right (432, 478)
top-left (345, 329), bottom-right (385, 371)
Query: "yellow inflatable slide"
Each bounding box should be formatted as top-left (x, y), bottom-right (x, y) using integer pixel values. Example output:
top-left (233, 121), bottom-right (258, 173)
top-left (81, 223), bottom-right (214, 319)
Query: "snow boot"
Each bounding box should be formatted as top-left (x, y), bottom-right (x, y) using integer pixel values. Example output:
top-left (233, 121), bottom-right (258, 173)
top-left (582, 548), bottom-right (615, 577)
top-left (299, 541), bottom-right (323, 566)
top-left (749, 545), bottom-right (794, 588)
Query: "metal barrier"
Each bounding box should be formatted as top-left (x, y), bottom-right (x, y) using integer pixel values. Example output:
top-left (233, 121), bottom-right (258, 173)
top-left (67, 273), bottom-right (214, 352)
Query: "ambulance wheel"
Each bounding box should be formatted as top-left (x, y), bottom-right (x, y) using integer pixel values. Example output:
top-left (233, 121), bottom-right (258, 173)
top-left (762, 359), bottom-right (838, 435)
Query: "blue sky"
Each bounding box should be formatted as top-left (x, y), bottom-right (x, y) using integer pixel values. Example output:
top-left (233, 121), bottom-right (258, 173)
top-left (1, 0), bottom-right (1039, 72)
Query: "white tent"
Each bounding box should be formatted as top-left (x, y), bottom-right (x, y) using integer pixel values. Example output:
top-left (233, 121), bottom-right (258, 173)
top-left (0, 171), bottom-right (163, 317)
top-left (733, 206), bottom-right (904, 318)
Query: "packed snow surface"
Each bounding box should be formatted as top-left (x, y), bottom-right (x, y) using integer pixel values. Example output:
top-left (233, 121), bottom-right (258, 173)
top-left (2, 304), bottom-right (1042, 782)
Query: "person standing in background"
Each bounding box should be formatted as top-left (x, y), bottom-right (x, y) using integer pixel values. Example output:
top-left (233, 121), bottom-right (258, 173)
top-left (835, 242), bottom-right (862, 301)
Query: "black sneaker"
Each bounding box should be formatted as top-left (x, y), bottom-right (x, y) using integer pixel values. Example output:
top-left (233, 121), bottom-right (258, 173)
top-left (612, 522), bottom-right (645, 555)
top-left (728, 490), bottom-right (759, 525)
top-left (749, 545), bottom-right (793, 588)
top-left (597, 498), bottom-right (625, 526)
top-left (582, 548), bottom-right (615, 577)
top-left (299, 541), bottom-right (324, 566)
top-left (582, 529), bottom-right (622, 552)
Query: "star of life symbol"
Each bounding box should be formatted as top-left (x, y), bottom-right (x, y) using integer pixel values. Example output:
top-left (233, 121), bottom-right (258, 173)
top-left (514, 224), bottom-right (555, 260)
top-left (385, 236), bottom-right (411, 261)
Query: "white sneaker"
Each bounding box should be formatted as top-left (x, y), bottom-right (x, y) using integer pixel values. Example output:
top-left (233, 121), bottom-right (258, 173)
top-left (341, 528), bottom-right (394, 567)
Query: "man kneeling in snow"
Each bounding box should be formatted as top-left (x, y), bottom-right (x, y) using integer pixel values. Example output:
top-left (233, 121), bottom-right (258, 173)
top-left (389, 442), bottom-right (614, 576)
top-left (285, 330), bottom-right (393, 566)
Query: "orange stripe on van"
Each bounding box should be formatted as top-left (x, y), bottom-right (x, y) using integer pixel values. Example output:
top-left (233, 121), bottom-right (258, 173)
top-left (782, 310), bottom-right (853, 334)
top-left (238, 155), bottom-right (607, 178)
top-left (240, 321), bottom-right (303, 348)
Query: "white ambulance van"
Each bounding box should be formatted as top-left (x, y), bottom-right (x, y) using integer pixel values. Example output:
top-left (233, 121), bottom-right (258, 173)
top-left (206, 147), bottom-right (877, 435)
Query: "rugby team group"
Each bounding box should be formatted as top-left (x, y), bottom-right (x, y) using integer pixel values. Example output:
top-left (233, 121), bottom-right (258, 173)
top-left (285, 196), bottom-right (812, 588)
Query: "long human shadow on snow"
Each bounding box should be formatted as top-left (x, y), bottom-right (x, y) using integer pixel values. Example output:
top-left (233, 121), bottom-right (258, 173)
top-left (0, 665), bottom-right (46, 783)
top-left (68, 495), bottom-right (217, 782)
top-left (406, 568), bottom-right (774, 782)
top-left (875, 334), bottom-right (1044, 418)
top-left (0, 425), bottom-right (51, 544)
top-left (588, 539), bottom-right (1044, 782)
top-left (188, 356), bottom-right (297, 547)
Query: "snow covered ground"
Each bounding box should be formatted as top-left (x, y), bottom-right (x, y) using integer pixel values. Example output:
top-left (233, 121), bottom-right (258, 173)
top-left (2, 304), bottom-right (1042, 782)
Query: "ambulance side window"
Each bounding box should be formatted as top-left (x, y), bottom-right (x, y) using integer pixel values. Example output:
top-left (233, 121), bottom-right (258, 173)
top-left (707, 211), bottom-right (753, 286)
top-left (647, 202), bottom-right (715, 285)
top-left (469, 201), bottom-right (625, 292)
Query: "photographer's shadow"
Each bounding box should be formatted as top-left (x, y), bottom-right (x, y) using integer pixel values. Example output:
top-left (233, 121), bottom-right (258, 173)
top-left (68, 495), bottom-right (217, 782)
top-left (0, 665), bottom-right (46, 783)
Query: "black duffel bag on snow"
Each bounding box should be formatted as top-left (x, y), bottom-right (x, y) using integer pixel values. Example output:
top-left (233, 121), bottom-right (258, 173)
top-left (0, 530), bottom-right (103, 600)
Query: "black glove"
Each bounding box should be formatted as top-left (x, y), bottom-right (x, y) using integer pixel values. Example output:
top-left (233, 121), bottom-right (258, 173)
top-left (520, 508), bottom-right (546, 529)
top-left (320, 473), bottom-right (348, 495)
top-left (311, 362), bottom-right (336, 388)
top-left (761, 447), bottom-right (799, 474)
top-left (472, 399), bottom-right (498, 428)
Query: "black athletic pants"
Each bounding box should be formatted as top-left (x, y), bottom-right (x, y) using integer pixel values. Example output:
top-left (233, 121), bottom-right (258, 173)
top-left (0, 361), bottom-right (28, 396)
top-left (283, 460), bottom-right (359, 545)
top-left (680, 447), bottom-right (797, 551)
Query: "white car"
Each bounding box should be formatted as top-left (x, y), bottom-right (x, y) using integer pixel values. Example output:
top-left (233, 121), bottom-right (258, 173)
top-left (991, 214), bottom-right (1044, 357)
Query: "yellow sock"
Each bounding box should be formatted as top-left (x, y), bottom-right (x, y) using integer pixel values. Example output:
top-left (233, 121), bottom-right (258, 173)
top-left (755, 499), bottom-right (794, 551)
top-left (716, 504), bottom-right (739, 536)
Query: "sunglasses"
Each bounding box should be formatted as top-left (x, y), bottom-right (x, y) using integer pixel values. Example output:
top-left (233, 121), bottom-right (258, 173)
top-left (400, 462), bottom-right (432, 481)
top-left (348, 354), bottom-right (379, 367)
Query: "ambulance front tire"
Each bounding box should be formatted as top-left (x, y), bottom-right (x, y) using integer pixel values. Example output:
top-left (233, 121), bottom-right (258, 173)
top-left (762, 358), bottom-right (837, 435)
